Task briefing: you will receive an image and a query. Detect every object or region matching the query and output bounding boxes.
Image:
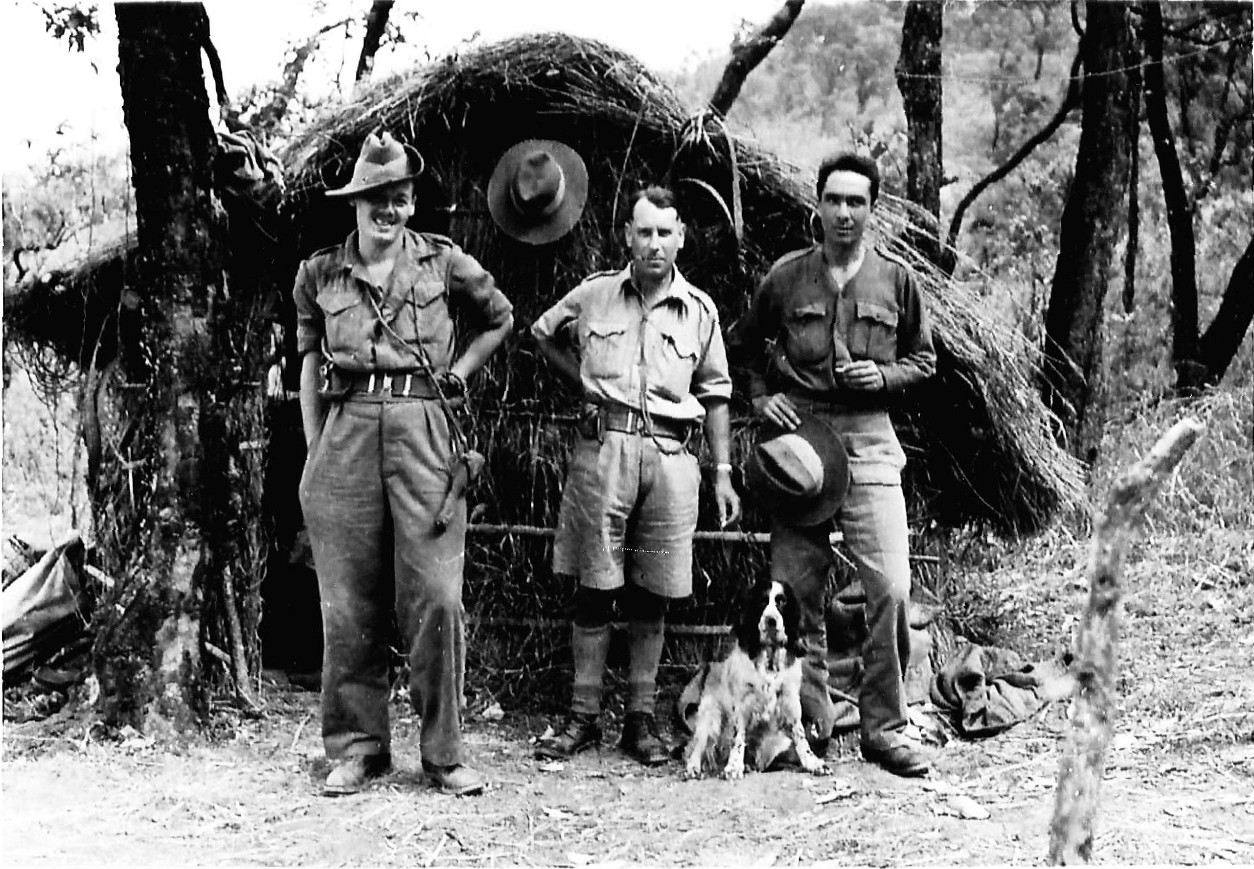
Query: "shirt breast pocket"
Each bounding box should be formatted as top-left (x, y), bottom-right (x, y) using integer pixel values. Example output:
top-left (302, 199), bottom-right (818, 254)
top-left (652, 328), bottom-right (700, 402)
top-left (850, 300), bottom-right (899, 363)
top-left (782, 301), bottom-right (832, 365)
top-left (403, 279), bottom-right (452, 355)
top-left (581, 320), bottom-right (634, 380)
top-left (316, 290), bottom-right (367, 354)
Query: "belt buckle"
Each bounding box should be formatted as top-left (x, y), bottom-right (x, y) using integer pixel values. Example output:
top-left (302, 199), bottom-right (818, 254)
top-left (627, 408), bottom-right (643, 435)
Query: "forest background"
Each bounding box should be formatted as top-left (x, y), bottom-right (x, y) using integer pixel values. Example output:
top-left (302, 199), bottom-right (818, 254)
top-left (3, 2), bottom-right (1253, 864)
top-left (5, 0), bottom-right (1250, 548)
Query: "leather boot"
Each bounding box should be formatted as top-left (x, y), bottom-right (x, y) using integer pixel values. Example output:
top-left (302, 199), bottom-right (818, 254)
top-left (535, 712), bottom-right (602, 759)
top-left (423, 761), bottom-right (486, 796)
top-left (619, 711), bottom-right (669, 767)
top-left (322, 753), bottom-right (392, 796)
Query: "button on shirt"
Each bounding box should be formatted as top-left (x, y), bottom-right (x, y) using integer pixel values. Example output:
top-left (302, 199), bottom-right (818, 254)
top-left (729, 245), bottom-right (935, 404)
top-left (293, 228), bottom-right (513, 372)
top-left (530, 266), bottom-right (733, 423)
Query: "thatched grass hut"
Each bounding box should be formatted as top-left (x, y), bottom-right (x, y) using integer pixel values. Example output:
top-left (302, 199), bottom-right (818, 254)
top-left (9, 33), bottom-right (1084, 702)
top-left (276, 32), bottom-right (1084, 699)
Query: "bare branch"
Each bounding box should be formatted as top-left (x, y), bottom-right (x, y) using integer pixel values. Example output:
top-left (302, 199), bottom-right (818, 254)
top-left (196, 7), bottom-right (228, 109)
top-left (708, 0), bottom-right (806, 118)
top-left (355, 0), bottom-right (394, 85)
top-left (945, 49), bottom-right (1083, 265)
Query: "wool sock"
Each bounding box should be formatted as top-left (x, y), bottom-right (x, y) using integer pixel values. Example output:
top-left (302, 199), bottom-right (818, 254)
top-left (570, 623), bottom-right (611, 716)
top-left (626, 617), bottom-right (665, 715)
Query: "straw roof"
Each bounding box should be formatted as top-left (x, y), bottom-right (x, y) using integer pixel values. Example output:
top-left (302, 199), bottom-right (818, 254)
top-left (10, 31), bottom-right (1085, 538)
top-left (281, 32), bottom-right (1085, 538)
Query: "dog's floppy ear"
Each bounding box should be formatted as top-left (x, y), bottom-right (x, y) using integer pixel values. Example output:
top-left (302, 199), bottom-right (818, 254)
top-left (781, 581), bottom-right (806, 658)
top-left (734, 581), bottom-right (764, 654)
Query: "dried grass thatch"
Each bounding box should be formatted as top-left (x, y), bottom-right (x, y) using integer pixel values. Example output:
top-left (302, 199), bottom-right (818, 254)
top-left (9, 32), bottom-right (1086, 705)
top-left (277, 33), bottom-right (1085, 703)
top-left (282, 31), bottom-right (1083, 528)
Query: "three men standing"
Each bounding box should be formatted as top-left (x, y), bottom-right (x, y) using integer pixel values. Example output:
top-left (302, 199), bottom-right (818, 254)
top-left (531, 187), bottom-right (741, 765)
top-left (730, 153), bottom-right (936, 776)
top-left (296, 134), bottom-right (933, 786)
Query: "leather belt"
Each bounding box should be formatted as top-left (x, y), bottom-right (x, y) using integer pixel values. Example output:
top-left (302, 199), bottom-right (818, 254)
top-left (329, 369), bottom-right (439, 400)
top-left (596, 406), bottom-right (693, 441)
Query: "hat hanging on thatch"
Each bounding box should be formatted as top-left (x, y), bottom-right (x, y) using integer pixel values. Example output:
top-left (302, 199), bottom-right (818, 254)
top-left (487, 139), bottom-right (588, 244)
top-left (325, 131), bottom-right (425, 199)
top-left (746, 414), bottom-right (851, 527)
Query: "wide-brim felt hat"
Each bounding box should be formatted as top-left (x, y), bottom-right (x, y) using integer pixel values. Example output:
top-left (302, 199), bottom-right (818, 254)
top-left (746, 412), bottom-right (850, 527)
top-left (487, 139), bottom-right (588, 245)
top-left (325, 131), bottom-right (425, 198)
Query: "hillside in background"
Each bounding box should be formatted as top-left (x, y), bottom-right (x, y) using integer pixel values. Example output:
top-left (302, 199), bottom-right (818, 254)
top-left (666, 0), bottom-right (1253, 408)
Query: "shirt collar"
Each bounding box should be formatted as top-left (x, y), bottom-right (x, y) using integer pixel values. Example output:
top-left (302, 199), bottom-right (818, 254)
top-left (619, 263), bottom-right (693, 314)
top-left (337, 228), bottom-right (437, 278)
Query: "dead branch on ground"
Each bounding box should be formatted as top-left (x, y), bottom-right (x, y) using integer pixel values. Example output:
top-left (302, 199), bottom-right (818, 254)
top-left (1048, 417), bottom-right (1205, 864)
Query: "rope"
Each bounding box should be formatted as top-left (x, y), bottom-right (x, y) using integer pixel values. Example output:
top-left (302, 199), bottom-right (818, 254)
top-left (468, 615), bottom-right (731, 636)
top-left (467, 522), bottom-right (837, 545)
top-left (893, 32), bottom-right (1248, 85)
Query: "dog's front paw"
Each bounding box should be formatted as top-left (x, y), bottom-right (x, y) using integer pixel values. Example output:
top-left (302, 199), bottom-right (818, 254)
top-left (683, 760), bottom-right (705, 780)
top-left (803, 758), bottom-right (829, 775)
top-left (720, 760), bottom-right (745, 781)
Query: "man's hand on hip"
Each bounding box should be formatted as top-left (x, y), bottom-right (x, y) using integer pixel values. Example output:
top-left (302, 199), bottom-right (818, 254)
top-left (752, 393), bottom-right (801, 431)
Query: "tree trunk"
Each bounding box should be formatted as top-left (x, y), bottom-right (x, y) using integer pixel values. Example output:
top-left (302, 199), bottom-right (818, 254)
top-left (1197, 236), bottom-right (1254, 387)
top-left (708, 0), bottom-right (805, 118)
top-left (95, 2), bottom-right (260, 732)
top-left (354, 0), bottom-right (393, 87)
top-left (1142, 1), bottom-right (1202, 392)
top-left (895, 0), bottom-right (944, 264)
top-left (1041, 4), bottom-right (1141, 465)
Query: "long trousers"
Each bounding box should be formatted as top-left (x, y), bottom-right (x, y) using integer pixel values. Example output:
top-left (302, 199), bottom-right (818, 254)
top-left (771, 401), bottom-right (913, 750)
top-left (299, 396), bottom-right (467, 767)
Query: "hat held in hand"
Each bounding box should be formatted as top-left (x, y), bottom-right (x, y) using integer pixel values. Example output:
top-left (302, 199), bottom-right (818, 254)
top-left (488, 139), bottom-right (588, 245)
top-left (326, 131), bottom-right (425, 198)
top-left (746, 413), bottom-right (850, 527)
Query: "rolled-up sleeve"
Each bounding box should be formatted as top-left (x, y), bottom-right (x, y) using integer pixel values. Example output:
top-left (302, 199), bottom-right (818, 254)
top-left (292, 260), bottom-right (323, 356)
top-left (726, 271), bottom-right (776, 401)
top-left (448, 248), bottom-right (513, 329)
top-left (530, 283), bottom-right (585, 346)
top-left (692, 307), bottom-right (733, 404)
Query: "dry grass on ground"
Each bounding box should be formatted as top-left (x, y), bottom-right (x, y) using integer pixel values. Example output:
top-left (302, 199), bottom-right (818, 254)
top-left (5, 387), bottom-right (1253, 866)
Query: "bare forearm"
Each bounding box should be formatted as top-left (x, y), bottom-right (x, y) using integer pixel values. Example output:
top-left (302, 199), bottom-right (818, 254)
top-left (534, 334), bottom-right (582, 389)
top-left (450, 315), bottom-right (514, 381)
top-left (702, 400), bottom-right (732, 464)
top-left (298, 352), bottom-right (327, 448)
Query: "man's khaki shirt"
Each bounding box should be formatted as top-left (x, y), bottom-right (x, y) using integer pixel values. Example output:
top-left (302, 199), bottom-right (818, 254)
top-left (531, 265), bottom-right (732, 423)
top-left (293, 228), bottom-right (512, 372)
top-left (730, 245), bottom-right (935, 406)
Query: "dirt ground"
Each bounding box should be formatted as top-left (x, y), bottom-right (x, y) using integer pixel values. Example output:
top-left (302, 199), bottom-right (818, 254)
top-left (5, 528), bottom-right (1254, 867)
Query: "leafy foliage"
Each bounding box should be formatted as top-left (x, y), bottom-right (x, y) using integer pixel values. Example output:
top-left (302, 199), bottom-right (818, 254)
top-left (41, 2), bottom-right (100, 54)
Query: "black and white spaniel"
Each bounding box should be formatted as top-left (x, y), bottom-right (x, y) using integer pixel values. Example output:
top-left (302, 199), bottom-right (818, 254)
top-left (683, 578), bottom-right (828, 779)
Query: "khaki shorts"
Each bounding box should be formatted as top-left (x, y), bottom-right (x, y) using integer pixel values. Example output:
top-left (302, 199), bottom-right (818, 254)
top-left (553, 431), bottom-right (700, 598)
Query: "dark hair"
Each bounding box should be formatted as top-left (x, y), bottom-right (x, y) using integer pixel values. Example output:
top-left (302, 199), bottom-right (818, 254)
top-left (815, 153), bottom-right (880, 204)
top-left (626, 185), bottom-right (681, 217)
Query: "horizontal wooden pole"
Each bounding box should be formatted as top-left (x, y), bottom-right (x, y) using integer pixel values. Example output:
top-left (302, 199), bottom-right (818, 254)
top-left (465, 522), bottom-right (941, 564)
